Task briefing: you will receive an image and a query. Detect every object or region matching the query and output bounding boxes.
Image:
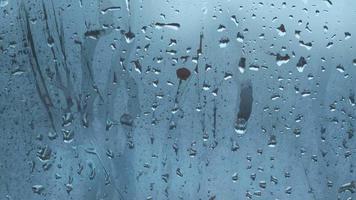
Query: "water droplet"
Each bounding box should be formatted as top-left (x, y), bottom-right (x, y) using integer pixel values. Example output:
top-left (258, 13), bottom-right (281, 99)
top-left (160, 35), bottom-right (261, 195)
top-left (155, 23), bottom-right (180, 30)
top-left (37, 146), bottom-right (51, 162)
top-left (32, 185), bottom-right (44, 194)
top-left (219, 38), bottom-right (229, 48)
top-left (268, 135), bottom-right (277, 147)
top-left (345, 32), bottom-right (352, 40)
top-left (120, 113), bottom-right (134, 126)
top-left (296, 56), bottom-right (307, 72)
top-left (176, 67), bottom-right (191, 80)
top-left (62, 129), bottom-right (74, 143)
top-left (238, 57), bottom-right (246, 73)
top-left (276, 54), bottom-right (290, 66)
top-left (277, 24), bottom-right (286, 36)
top-left (231, 15), bottom-right (239, 27)
top-left (217, 24), bottom-right (226, 32)
top-left (299, 40), bottom-right (312, 50)
top-left (236, 32), bottom-right (244, 43)
top-left (124, 30), bottom-right (135, 43)
top-left (234, 118), bottom-right (247, 135)
top-left (336, 64), bottom-right (344, 73)
top-left (232, 173), bottom-right (239, 182)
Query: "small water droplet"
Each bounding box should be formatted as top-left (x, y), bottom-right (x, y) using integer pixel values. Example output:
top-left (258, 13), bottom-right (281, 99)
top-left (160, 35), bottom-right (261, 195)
top-left (296, 56), bottom-right (307, 72)
top-left (236, 32), bottom-right (244, 43)
top-left (62, 129), bottom-right (74, 143)
top-left (232, 172), bottom-right (239, 182)
top-left (32, 185), bottom-right (44, 194)
top-left (268, 135), bottom-right (277, 147)
top-left (277, 24), bottom-right (286, 36)
top-left (124, 30), bottom-right (135, 43)
top-left (120, 113), bottom-right (134, 126)
top-left (219, 38), bottom-right (229, 48)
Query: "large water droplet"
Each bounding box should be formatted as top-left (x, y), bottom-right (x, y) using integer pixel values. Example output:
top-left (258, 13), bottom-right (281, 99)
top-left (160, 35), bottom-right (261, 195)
top-left (234, 118), bottom-right (247, 135)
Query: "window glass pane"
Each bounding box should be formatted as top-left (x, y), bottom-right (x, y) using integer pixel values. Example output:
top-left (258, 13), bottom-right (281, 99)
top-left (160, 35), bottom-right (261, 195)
top-left (1, 0), bottom-right (356, 199)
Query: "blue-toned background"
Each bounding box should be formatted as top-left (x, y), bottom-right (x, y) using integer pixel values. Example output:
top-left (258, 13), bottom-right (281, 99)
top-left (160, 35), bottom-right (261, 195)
top-left (1, 0), bottom-right (356, 199)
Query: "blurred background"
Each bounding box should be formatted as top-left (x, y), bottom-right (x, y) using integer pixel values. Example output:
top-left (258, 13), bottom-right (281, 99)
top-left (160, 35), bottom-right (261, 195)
top-left (1, 0), bottom-right (356, 199)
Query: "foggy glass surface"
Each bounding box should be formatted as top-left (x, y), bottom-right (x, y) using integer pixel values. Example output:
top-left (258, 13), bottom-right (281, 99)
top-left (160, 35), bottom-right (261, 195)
top-left (1, 0), bottom-right (356, 199)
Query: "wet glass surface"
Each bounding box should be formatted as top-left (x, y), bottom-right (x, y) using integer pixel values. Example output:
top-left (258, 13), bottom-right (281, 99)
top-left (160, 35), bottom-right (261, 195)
top-left (1, 0), bottom-right (356, 199)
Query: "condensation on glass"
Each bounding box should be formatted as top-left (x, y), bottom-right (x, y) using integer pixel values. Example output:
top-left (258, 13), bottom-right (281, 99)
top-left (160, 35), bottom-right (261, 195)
top-left (0, 0), bottom-right (356, 199)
